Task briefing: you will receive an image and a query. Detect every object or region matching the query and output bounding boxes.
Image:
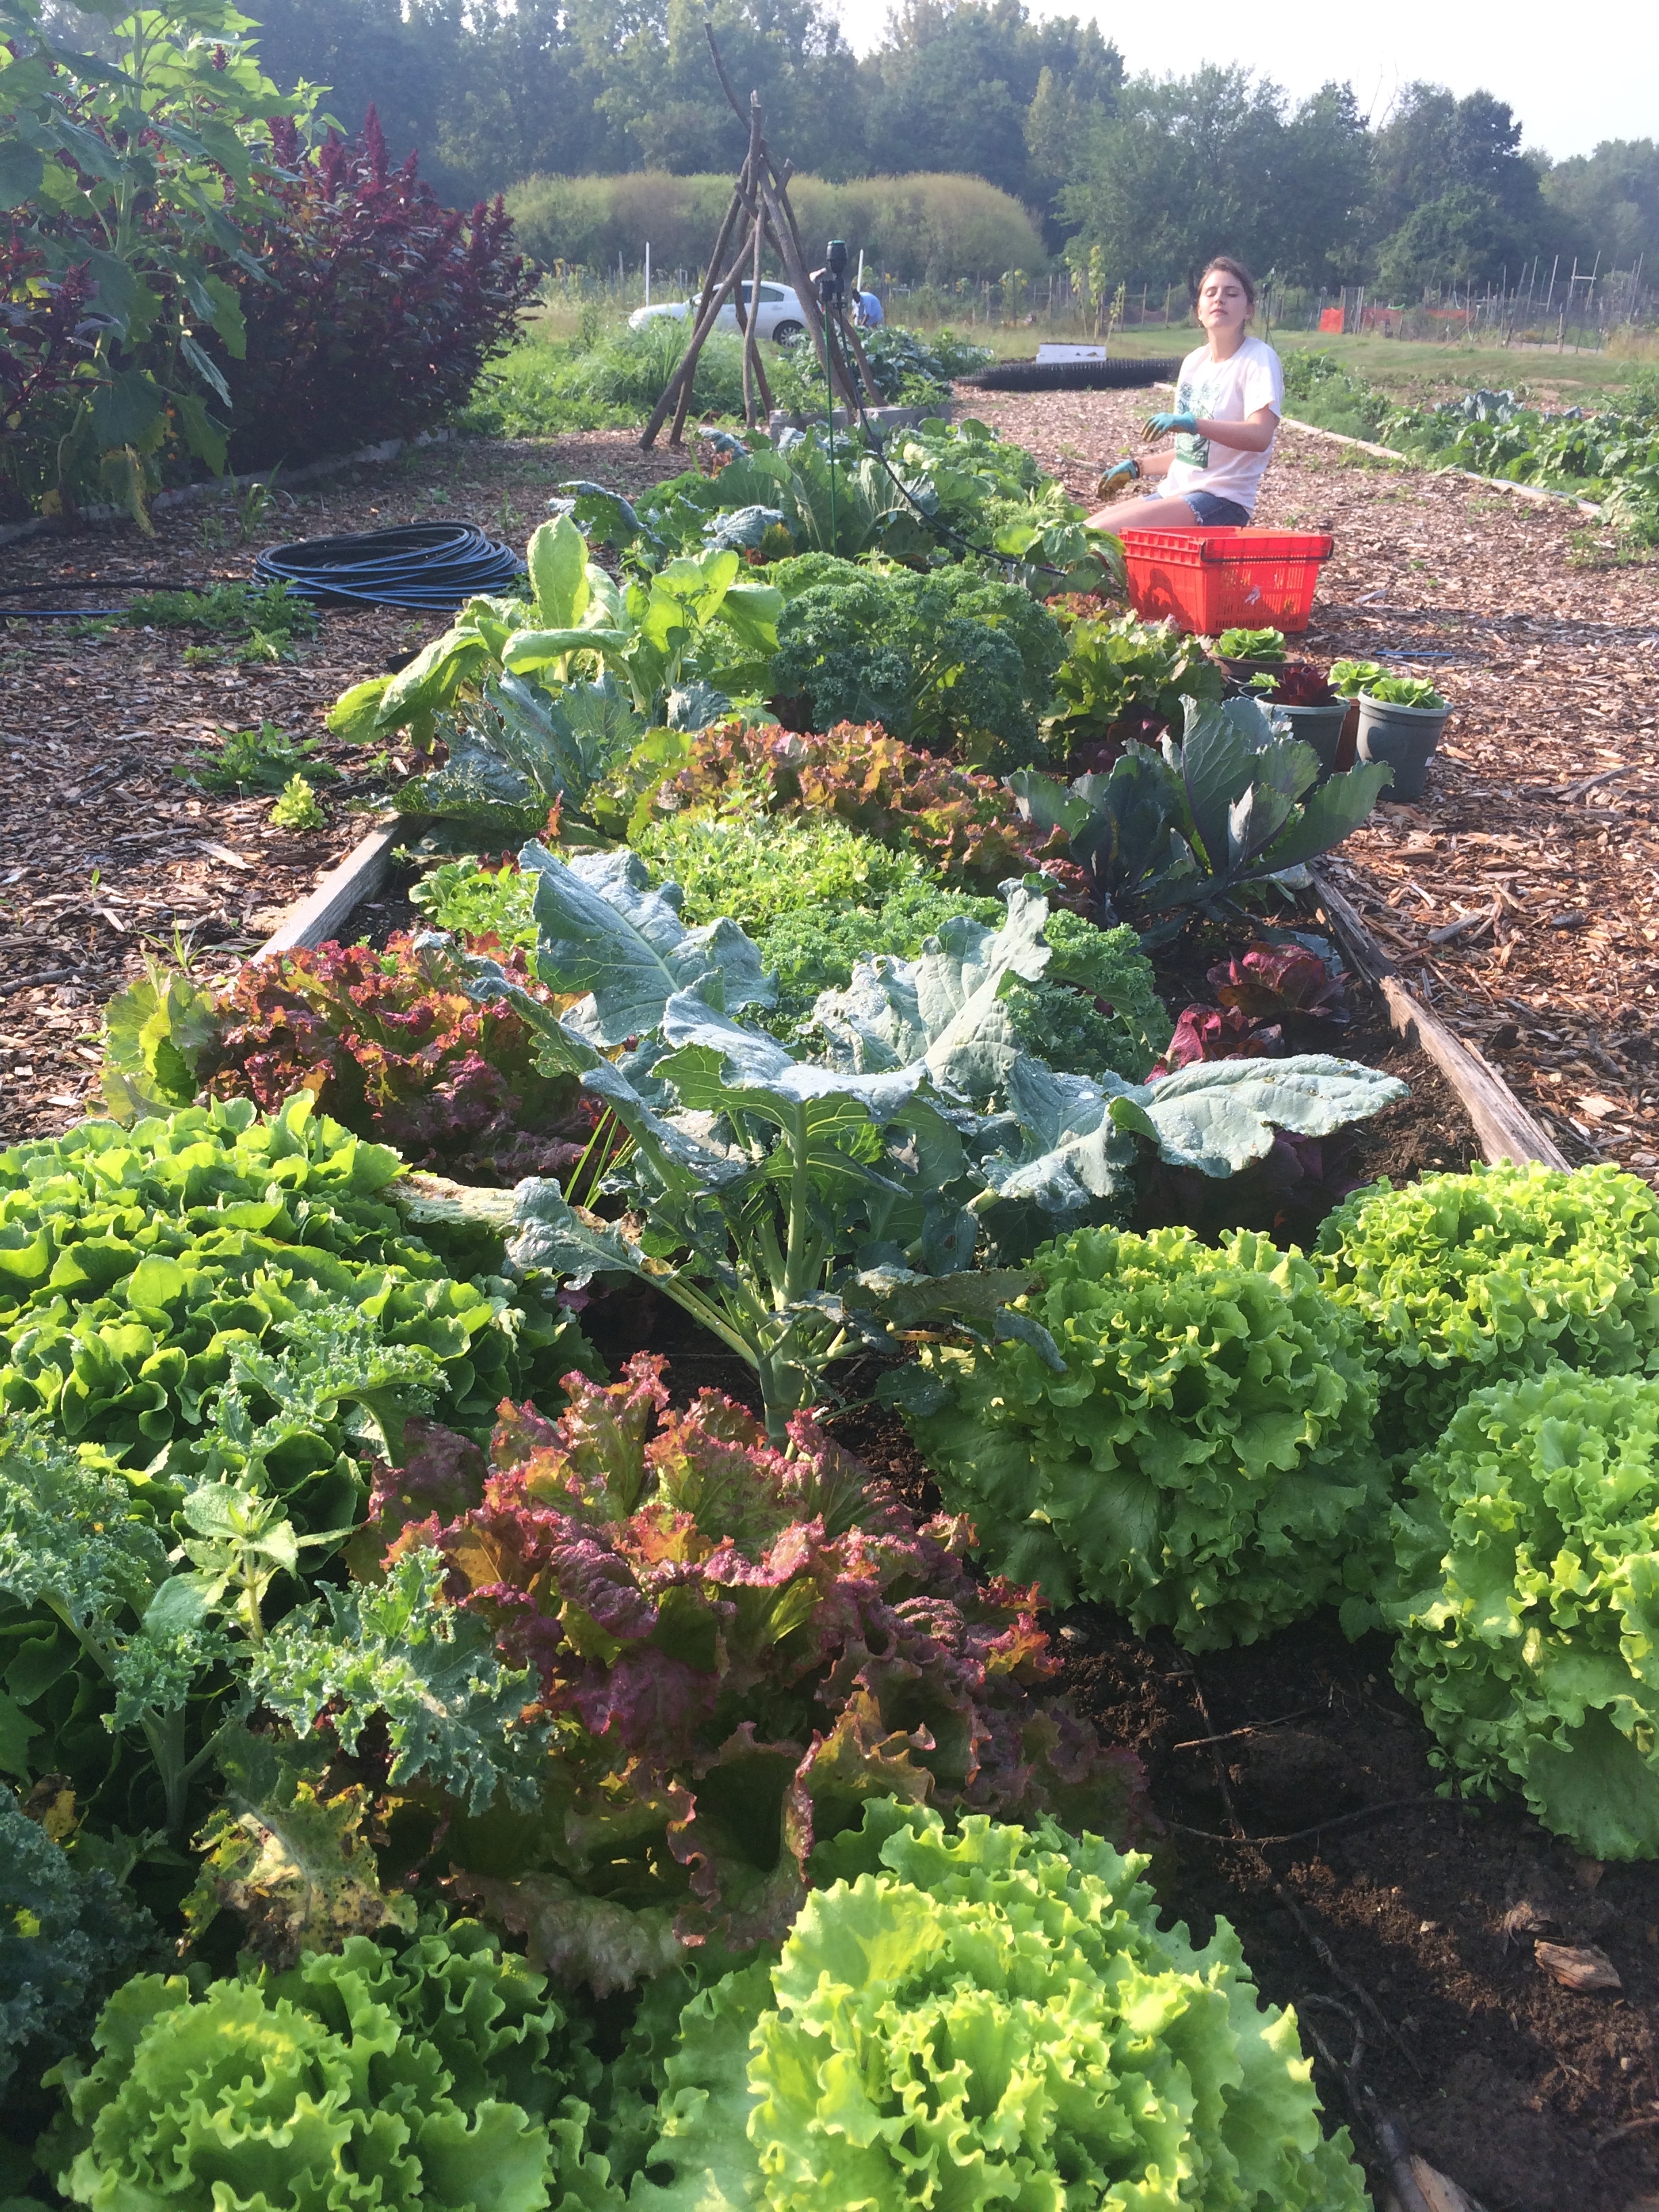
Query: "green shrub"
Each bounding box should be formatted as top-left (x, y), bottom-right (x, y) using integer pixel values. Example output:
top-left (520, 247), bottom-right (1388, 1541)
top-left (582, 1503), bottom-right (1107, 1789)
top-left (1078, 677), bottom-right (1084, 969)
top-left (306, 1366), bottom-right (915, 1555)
top-left (1315, 1164), bottom-right (1659, 1458)
top-left (40, 1924), bottom-right (616, 2212)
top-left (462, 323), bottom-right (747, 438)
top-left (900, 1224), bottom-right (1383, 1647)
top-left (1387, 1368), bottom-right (1659, 1860)
top-left (621, 1797), bottom-right (1368, 2211)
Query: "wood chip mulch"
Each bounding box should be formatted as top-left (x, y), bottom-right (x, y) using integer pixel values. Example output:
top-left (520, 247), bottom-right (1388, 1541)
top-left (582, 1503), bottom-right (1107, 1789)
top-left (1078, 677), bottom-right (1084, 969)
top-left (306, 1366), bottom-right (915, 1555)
top-left (968, 382), bottom-right (1659, 1187)
top-left (0, 432), bottom-right (687, 1142)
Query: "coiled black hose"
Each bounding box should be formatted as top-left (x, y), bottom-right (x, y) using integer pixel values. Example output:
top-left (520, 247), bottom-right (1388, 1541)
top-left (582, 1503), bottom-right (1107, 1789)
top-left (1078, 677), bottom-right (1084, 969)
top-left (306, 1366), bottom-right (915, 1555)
top-left (962, 355), bottom-right (1183, 393)
top-left (253, 522), bottom-right (524, 611)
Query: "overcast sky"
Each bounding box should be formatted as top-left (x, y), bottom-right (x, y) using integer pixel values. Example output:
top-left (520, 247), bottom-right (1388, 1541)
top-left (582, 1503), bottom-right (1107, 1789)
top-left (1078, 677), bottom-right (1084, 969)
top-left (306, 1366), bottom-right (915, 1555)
top-left (835, 0), bottom-right (1658, 164)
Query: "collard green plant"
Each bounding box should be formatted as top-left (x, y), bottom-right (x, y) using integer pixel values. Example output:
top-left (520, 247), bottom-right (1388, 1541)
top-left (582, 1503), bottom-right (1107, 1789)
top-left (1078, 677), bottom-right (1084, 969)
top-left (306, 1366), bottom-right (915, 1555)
top-left (893, 1224), bottom-right (1386, 1647)
top-left (620, 1797), bottom-right (1368, 2212)
top-left (1386, 1368), bottom-right (1659, 1861)
top-left (451, 851), bottom-right (1404, 1434)
top-left (1315, 1163), bottom-right (1659, 1458)
top-left (1010, 694), bottom-right (1392, 944)
top-left (1, 1784), bottom-right (159, 2097)
top-left (329, 516), bottom-right (781, 755)
top-left (363, 1355), bottom-right (1139, 1990)
top-left (39, 1924), bottom-right (617, 2212)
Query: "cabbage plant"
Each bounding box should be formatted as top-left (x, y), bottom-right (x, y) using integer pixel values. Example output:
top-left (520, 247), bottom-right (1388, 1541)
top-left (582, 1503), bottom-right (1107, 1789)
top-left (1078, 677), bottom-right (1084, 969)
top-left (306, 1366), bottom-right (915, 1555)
top-left (447, 848), bottom-right (1404, 1440)
top-left (623, 1799), bottom-right (1370, 2212)
top-left (892, 1223), bottom-right (1385, 1647)
top-left (1316, 1162), bottom-right (1659, 1458)
top-left (1387, 1367), bottom-right (1659, 1860)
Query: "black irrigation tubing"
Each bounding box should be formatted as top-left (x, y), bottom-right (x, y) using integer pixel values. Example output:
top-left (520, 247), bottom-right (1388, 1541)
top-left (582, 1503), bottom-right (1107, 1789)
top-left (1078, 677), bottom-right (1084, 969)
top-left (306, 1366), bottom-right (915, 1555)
top-left (254, 522), bottom-right (523, 611)
top-left (962, 354), bottom-right (1183, 394)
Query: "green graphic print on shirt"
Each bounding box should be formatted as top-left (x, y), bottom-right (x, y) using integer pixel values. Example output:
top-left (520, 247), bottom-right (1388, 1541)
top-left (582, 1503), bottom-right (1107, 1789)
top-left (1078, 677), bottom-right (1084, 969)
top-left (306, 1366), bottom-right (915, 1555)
top-left (1174, 372), bottom-right (1211, 469)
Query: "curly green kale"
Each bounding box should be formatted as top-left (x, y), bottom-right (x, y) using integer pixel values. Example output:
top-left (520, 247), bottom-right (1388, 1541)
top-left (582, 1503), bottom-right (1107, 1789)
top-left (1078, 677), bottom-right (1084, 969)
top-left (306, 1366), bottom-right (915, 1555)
top-left (1, 1788), bottom-right (159, 2095)
top-left (1387, 1367), bottom-right (1659, 1861)
top-left (41, 1922), bottom-right (619, 2212)
top-left (622, 1799), bottom-right (1368, 2212)
top-left (1003, 909), bottom-right (1172, 1081)
top-left (767, 556), bottom-right (1065, 771)
top-left (1316, 1162), bottom-right (1659, 1458)
top-left (899, 1223), bottom-right (1385, 1647)
top-left (247, 1546), bottom-right (548, 1814)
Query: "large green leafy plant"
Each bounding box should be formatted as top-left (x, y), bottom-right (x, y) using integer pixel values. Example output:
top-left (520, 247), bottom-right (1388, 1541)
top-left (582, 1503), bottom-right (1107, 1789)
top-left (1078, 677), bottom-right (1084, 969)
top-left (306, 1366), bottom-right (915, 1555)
top-left (895, 1224), bottom-right (1385, 1648)
top-left (1386, 1368), bottom-right (1659, 1861)
top-left (0, 1097), bottom-right (590, 1504)
top-left (455, 849), bottom-right (1404, 1439)
top-left (1010, 695), bottom-right (1392, 945)
top-left (0, 0), bottom-right (296, 520)
top-left (39, 1923), bottom-right (619, 2212)
top-left (621, 1798), bottom-right (1369, 2212)
top-left (329, 516), bottom-right (780, 772)
top-left (1315, 1163), bottom-right (1659, 1458)
top-left (1047, 611), bottom-right (1225, 755)
top-left (348, 1355), bottom-right (1138, 1990)
top-left (766, 554), bottom-right (1065, 773)
top-left (1, 1786), bottom-right (158, 2100)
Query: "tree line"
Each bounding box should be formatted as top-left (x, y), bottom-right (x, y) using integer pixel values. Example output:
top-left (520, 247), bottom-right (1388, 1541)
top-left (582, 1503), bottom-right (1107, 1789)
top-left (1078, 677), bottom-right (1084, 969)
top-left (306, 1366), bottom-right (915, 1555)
top-left (46, 0), bottom-right (1656, 296)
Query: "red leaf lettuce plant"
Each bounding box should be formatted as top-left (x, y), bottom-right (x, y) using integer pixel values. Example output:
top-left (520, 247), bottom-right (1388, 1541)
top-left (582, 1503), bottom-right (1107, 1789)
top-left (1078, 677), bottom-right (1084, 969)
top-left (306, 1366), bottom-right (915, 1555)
top-left (354, 1353), bottom-right (1143, 1994)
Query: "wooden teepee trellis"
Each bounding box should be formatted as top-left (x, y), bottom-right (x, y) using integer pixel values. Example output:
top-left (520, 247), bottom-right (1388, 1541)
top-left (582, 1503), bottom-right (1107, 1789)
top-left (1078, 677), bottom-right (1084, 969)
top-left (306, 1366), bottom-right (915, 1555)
top-left (640, 23), bottom-right (882, 449)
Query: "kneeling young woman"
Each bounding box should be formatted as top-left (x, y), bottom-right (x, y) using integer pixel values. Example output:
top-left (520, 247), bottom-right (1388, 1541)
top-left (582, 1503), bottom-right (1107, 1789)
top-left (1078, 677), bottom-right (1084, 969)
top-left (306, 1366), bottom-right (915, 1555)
top-left (1089, 257), bottom-right (1283, 533)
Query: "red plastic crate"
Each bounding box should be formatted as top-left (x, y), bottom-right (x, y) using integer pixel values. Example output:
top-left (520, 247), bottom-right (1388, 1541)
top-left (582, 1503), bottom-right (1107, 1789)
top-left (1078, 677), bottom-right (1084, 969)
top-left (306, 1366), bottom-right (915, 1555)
top-left (1119, 527), bottom-right (1334, 634)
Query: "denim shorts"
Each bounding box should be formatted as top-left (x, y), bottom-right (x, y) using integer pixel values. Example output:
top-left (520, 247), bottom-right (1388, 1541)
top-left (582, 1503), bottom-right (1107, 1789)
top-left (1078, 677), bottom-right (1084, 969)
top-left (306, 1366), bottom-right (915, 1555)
top-left (1185, 490), bottom-right (1250, 527)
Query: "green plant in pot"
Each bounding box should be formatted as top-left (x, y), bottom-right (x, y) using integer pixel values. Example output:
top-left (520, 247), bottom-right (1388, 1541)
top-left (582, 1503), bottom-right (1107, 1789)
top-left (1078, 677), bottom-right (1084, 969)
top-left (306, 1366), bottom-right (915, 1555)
top-left (1350, 672), bottom-right (1452, 803)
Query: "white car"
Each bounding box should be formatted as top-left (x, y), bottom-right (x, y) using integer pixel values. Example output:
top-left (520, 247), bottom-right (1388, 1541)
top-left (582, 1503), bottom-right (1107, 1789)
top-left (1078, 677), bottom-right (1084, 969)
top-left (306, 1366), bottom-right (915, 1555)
top-left (628, 281), bottom-right (808, 346)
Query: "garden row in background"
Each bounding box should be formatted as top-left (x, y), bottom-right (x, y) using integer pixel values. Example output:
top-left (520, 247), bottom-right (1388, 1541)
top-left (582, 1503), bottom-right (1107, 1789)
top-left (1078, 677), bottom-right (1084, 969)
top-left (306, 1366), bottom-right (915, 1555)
top-left (1282, 350), bottom-right (1659, 545)
top-left (7, 409), bottom-right (1656, 2212)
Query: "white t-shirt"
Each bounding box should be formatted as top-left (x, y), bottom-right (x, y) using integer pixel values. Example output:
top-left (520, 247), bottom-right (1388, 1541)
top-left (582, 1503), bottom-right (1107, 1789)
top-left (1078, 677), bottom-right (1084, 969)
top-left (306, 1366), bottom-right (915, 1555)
top-left (1162, 336), bottom-right (1284, 516)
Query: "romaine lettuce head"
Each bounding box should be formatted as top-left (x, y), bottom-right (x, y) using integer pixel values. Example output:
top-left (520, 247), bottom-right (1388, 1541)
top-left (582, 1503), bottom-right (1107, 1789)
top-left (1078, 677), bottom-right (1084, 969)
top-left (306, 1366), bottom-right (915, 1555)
top-left (1315, 1163), bottom-right (1659, 1460)
top-left (895, 1224), bottom-right (1384, 1649)
top-left (1386, 1366), bottom-right (1659, 1860)
top-left (627, 1799), bottom-right (1370, 2212)
top-left (41, 1921), bottom-right (621, 2212)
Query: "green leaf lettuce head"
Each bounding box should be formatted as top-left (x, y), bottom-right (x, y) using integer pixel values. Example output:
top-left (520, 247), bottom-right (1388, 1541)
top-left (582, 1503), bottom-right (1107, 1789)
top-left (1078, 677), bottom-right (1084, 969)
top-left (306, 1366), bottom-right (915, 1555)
top-left (1385, 1366), bottom-right (1659, 1861)
top-left (41, 1921), bottom-right (621, 2212)
top-left (1315, 1163), bottom-right (1659, 1460)
top-left (896, 1224), bottom-right (1384, 1648)
top-left (623, 1797), bottom-right (1368, 2212)
top-left (0, 1097), bottom-right (594, 1522)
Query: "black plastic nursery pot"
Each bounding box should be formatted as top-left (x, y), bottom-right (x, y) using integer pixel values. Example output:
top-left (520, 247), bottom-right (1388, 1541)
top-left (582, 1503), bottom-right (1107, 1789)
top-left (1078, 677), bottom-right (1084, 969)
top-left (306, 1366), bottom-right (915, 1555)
top-left (1355, 695), bottom-right (1452, 801)
top-left (1275, 699), bottom-right (1350, 781)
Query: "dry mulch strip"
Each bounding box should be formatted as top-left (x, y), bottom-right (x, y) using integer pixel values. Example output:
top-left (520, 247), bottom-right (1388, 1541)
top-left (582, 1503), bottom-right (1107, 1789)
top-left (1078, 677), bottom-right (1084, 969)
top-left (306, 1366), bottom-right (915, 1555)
top-left (965, 382), bottom-right (1659, 1189)
top-left (0, 432), bottom-right (689, 1141)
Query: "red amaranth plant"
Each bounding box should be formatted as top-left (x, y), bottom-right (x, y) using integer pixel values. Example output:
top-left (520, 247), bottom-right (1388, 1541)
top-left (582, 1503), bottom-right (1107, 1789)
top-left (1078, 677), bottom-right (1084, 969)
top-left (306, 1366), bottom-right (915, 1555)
top-left (359, 1354), bottom-right (1145, 1991)
top-left (211, 109), bottom-right (537, 470)
top-left (207, 930), bottom-right (598, 1183)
